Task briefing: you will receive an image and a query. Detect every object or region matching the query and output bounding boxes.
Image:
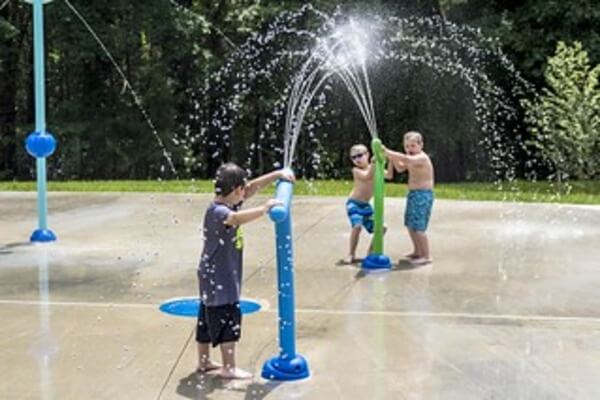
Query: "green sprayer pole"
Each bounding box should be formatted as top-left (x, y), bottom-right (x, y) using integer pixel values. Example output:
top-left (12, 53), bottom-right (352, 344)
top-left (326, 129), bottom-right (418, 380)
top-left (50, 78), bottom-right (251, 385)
top-left (371, 138), bottom-right (385, 254)
top-left (361, 138), bottom-right (391, 269)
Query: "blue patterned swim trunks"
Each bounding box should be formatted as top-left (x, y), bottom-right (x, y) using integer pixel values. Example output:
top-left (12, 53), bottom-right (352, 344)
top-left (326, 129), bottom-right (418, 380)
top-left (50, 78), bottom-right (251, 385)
top-left (404, 189), bottom-right (434, 232)
top-left (346, 198), bottom-right (374, 234)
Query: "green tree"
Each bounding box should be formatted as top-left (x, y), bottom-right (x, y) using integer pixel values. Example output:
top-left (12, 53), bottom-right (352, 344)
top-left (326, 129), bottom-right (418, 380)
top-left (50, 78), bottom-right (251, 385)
top-left (443, 0), bottom-right (600, 88)
top-left (523, 41), bottom-right (600, 180)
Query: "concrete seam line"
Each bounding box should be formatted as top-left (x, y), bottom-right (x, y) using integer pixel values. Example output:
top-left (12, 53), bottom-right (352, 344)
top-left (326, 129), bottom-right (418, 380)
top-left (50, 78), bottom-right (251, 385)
top-left (2, 300), bottom-right (600, 324)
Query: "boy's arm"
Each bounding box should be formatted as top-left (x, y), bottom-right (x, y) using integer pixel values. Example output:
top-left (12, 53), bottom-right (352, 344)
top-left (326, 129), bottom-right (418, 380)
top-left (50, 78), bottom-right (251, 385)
top-left (394, 159), bottom-right (408, 173)
top-left (245, 169), bottom-right (295, 199)
top-left (384, 147), bottom-right (423, 167)
top-left (385, 161), bottom-right (394, 180)
top-left (383, 147), bottom-right (408, 163)
top-left (352, 162), bottom-right (375, 181)
top-left (224, 199), bottom-right (281, 226)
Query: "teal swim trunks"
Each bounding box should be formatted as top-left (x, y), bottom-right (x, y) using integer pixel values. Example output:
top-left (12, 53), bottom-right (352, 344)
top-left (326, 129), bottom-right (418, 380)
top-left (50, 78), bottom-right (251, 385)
top-left (346, 198), bottom-right (374, 233)
top-left (405, 189), bottom-right (434, 232)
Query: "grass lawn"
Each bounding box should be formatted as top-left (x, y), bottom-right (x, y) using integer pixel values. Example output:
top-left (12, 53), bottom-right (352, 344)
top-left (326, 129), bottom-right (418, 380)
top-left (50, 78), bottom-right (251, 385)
top-left (1, 179), bottom-right (599, 205)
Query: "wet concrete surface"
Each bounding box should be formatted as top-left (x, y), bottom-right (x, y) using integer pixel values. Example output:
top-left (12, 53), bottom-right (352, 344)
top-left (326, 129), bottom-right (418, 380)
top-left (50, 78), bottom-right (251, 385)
top-left (1, 192), bottom-right (599, 399)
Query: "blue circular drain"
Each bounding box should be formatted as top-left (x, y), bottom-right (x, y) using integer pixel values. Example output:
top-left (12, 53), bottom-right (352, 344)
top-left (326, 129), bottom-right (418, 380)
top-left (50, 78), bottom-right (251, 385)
top-left (159, 297), bottom-right (261, 318)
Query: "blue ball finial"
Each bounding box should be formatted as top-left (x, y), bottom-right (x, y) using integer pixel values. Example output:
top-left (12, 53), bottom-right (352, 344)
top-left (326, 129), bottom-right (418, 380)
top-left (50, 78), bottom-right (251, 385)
top-left (25, 131), bottom-right (57, 158)
top-left (269, 205), bottom-right (288, 223)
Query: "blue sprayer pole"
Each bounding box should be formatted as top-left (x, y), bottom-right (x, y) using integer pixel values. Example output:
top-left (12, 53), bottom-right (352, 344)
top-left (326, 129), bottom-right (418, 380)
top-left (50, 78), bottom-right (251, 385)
top-left (271, 178), bottom-right (296, 358)
top-left (34, 0), bottom-right (48, 230)
top-left (261, 169), bottom-right (309, 381)
top-left (26, 0), bottom-right (57, 242)
top-left (33, 0), bottom-right (46, 135)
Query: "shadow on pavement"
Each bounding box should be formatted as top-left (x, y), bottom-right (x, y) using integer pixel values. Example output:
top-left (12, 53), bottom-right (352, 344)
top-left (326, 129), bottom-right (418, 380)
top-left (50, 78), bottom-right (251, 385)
top-left (175, 370), bottom-right (282, 400)
top-left (352, 258), bottom-right (431, 280)
top-left (0, 241), bottom-right (32, 254)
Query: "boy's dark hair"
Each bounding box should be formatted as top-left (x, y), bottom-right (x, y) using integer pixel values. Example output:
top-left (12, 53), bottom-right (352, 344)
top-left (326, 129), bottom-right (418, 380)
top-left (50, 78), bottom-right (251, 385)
top-left (215, 163), bottom-right (247, 196)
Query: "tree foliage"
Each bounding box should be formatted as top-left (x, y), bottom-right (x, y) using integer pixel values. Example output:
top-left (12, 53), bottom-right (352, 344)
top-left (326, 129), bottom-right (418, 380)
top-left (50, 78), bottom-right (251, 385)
top-left (444, 0), bottom-right (600, 87)
top-left (523, 42), bottom-right (600, 180)
top-left (1, 0), bottom-right (598, 182)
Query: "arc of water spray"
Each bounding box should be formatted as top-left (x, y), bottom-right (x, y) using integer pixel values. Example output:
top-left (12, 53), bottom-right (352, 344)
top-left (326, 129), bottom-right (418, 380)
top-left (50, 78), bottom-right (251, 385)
top-left (288, 22), bottom-right (379, 158)
top-left (284, 48), bottom-right (337, 166)
top-left (285, 72), bottom-right (333, 167)
top-left (325, 24), bottom-right (378, 137)
top-left (284, 51), bottom-right (325, 141)
top-left (333, 60), bottom-right (376, 135)
top-left (62, 0), bottom-right (177, 175)
top-left (283, 33), bottom-right (378, 167)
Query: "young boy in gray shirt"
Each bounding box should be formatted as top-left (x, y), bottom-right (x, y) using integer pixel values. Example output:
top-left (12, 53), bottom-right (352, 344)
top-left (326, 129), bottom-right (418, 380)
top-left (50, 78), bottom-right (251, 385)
top-left (196, 162), bottom-right (294, 379)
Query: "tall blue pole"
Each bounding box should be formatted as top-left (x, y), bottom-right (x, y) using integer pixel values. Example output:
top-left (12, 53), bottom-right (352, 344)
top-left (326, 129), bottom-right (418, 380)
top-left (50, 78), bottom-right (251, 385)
top-left (261, 169), bottom-right (309, 381)
top-left (25, 0), bottom-right (57, 243)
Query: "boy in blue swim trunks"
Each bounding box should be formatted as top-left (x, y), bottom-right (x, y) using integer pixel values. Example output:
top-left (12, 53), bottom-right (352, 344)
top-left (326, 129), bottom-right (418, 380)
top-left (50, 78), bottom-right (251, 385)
top-left (384, 132), bottom-right (435, 266)
top-left (341, 144), bottom-right (393, 264)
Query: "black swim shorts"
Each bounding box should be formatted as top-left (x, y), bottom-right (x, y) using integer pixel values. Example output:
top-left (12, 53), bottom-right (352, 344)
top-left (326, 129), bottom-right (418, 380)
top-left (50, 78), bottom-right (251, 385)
top-left (196, 302), bottom-right (242, 347)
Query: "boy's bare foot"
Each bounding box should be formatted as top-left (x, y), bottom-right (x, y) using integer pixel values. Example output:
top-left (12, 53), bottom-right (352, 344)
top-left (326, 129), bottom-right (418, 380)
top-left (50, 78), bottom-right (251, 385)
top-left (410, 257), bottom-right (432, 266)
top-left (196, 360), bottom-right (221, 373)
top-left (217, 367), bottom-right (253, 380)
top-left (404, 252), bottom-right (419, 259)
top-left (337, 256), bottom-right (360, 265)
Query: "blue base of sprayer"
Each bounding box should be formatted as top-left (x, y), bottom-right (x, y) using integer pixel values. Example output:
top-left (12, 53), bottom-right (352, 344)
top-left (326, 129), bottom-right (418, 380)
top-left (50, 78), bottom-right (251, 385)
top-left (30, 229), bottom-right (56, 243)
top-left (261, 354), bottom-right (310, 381)
top-left (362, 253), bottom-right (392, 270)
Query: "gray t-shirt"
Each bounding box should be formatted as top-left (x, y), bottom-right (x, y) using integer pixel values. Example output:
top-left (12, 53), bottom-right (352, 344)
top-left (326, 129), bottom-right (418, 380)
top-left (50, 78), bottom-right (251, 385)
top-left (197, 201), bottom-right (243, 306)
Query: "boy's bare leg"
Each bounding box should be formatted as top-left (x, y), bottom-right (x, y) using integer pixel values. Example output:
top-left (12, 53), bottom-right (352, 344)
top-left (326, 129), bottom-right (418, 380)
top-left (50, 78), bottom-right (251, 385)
top-left (406, 228), bottom-right (420, 258)
top-left (417, 231), bottom-right (430, 259)
top-left (217, 342), bottom-right (252, 379)
top-left (342, 226), bottom-right (362, 263)
top-left (197, 342), bottom-right (220, 372)
top-left (411, 231), bottom-right (432, 265)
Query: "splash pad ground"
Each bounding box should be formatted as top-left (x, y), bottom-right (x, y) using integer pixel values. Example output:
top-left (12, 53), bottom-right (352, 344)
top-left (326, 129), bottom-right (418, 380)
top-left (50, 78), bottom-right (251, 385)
top-left (1, 192), bottom-right (599, 399)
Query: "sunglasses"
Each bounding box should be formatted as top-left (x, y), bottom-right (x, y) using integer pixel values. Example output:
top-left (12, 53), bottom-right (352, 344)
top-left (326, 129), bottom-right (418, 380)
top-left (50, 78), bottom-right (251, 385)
top-left (351, 152), bottom-right (367, 160)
